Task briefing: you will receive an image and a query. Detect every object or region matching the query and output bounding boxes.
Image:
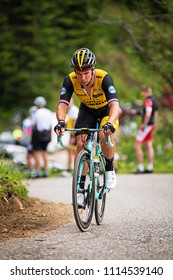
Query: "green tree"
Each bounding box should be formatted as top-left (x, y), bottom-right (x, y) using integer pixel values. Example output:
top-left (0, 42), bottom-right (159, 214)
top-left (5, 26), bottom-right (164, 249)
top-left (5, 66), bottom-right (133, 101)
top-left (0, 0), bottom-right (172, 128)
top-left (0, 0), bottom-right (102, 116)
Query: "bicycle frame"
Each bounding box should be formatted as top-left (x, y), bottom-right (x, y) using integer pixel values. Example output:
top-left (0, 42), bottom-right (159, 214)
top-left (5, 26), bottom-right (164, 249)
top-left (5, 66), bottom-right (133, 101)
top-left (58, 125), bottom-right (110, 198)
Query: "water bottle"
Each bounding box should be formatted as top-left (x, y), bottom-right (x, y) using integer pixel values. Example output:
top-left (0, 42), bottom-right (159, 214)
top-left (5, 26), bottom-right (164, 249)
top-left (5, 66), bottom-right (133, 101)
top-left (94, 156), bottom-right (100, 177)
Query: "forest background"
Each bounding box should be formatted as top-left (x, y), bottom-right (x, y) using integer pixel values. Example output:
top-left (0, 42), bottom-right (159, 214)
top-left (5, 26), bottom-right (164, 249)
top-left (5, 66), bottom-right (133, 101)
top-left (0, 0), bottom-right (173, 173)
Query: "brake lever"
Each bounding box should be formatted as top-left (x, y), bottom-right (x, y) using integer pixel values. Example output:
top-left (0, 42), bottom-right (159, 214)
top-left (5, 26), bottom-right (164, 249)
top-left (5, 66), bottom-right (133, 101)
top-left (103, 127), bottom-right (108, 143)
top-left (103, 128), bottom-right (114, 147)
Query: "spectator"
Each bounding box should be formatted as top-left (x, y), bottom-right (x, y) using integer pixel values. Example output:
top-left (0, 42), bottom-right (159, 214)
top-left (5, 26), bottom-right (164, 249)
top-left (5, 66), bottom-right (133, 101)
top-left (23, 106), bottom-right (37, 177)
top-left (32, 96), bottom-right (53, 178)
top-left (61, 98), bottom-right (78, 177)
top-left (134, 85), bottom-right (158, 174)
top-left (12, 125), bottom-right (24, 145)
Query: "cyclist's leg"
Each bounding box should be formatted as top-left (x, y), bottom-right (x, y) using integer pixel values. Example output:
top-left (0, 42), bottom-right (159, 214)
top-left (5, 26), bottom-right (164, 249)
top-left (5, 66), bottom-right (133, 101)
top-left (99, 115), bottom-right (119, 189)
top-left (75, 134), bottom-right (86, 161)
top-left (99, 115), bottom-right (119, 157)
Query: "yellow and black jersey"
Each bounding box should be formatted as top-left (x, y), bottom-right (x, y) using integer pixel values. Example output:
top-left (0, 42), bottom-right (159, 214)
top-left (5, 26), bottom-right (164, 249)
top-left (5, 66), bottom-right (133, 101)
top-left (59, 69), bottom-right (118, 109)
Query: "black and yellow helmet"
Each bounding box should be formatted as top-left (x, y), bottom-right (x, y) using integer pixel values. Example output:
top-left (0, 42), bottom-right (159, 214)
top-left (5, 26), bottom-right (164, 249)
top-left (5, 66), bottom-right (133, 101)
top-left (70, 47), bottom-right (96, 70)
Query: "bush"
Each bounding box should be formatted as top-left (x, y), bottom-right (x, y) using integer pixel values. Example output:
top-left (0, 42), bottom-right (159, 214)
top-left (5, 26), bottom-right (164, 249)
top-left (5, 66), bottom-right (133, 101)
top-left (0, 160), bottom-right (28, 201)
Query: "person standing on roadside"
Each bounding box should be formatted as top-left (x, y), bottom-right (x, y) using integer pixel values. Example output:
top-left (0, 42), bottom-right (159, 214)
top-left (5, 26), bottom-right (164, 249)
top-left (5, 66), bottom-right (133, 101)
top-left (61, 98), bottom-right (78, 177)
top-left (134, 85), bottom-right (158, 174)
top-left (32, 96), bottom-right (53, 178)
top-left (12, 125), bottom-right (25, 146)
top-left (23, 105), bottom-right (37, 177)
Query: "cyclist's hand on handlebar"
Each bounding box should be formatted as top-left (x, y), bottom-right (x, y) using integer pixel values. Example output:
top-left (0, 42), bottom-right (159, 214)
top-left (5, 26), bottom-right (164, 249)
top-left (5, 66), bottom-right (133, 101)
top-left (102, 122), bottom-right (115, 135)
top-left (54, 120), bottom-right (65, 136)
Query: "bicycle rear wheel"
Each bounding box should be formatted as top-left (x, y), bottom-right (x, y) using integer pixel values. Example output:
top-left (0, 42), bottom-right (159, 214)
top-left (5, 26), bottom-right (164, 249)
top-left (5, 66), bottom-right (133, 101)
top-left (95, 155), bottom-right (107, 225)
top-left (72, 150), bottom-right (95, 232)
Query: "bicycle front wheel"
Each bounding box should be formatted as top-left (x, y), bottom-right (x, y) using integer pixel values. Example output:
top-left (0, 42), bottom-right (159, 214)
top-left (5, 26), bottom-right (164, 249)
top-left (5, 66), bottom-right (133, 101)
top-left (95, 155), bottom-right (107, 225)
top-left (72, 150), bottom-right (95, 232)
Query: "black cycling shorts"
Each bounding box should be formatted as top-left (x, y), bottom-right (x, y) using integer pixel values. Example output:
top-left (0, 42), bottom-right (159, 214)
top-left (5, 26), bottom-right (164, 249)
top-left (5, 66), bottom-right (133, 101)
top-left (74, 103), bottom-right (110, 136)
top-left (32, 130), bottom-right (50, 151)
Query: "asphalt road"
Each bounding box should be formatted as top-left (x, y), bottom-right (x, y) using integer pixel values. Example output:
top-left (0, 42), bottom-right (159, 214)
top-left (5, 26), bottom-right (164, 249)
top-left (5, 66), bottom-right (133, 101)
top-left (0, 174), bottom-right (173, 260)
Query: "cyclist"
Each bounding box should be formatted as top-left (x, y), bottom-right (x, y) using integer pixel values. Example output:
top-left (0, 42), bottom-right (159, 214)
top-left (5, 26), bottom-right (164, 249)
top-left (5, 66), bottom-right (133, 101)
top-left (54, 48), bottom-right (120, 205)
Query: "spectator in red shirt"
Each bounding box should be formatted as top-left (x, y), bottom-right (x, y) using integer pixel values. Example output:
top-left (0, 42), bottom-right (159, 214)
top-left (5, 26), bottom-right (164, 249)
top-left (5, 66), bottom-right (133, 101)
top-left (134, 85), bottom-right (158, 174)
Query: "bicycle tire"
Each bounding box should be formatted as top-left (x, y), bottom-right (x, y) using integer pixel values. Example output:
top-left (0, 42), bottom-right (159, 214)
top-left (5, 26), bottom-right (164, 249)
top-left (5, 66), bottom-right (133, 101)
top-left (95, 155), bottom-right (106, 225)
top-left (72, 150), bottom-right (95, 232)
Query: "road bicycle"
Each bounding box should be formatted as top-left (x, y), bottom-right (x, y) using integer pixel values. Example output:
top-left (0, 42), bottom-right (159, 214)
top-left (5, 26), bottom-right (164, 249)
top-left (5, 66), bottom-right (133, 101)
top-left (58, 119), bottom-right (114, 232)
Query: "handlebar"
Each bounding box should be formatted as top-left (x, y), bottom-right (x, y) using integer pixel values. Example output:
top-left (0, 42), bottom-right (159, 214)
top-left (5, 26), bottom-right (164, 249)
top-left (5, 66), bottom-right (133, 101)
top-left (57, 127), bottom-right (114, 148)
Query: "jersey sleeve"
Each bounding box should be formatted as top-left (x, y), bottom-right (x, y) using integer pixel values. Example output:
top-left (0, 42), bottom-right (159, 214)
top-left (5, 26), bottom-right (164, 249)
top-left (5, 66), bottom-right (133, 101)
top-left (59, 75), bottom-right (74, 106)
top-left (102, 74), bottom-right (118, 104)
top-left (145, 98), bottom-right (153, 108)
top-left (145, 98), bottom-right (153, 113)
